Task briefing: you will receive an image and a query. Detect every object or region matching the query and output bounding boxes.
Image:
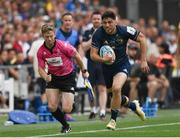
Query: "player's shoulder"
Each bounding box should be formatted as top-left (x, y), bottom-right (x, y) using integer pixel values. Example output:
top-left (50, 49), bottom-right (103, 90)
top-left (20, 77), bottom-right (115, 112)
top-left (72, 29), bottom-right (78, 34)
top-left (56, 39), bottom-right (74, 49)
top-left (37, 44), bottom-right (45, 55)
top-left (84, 28), bottom-right (93, 35)
top-left (83, 29), bottom-right (91, 38)
top-left (93, 26), bottom-right (104, 36)
top-left (117, 25), bottom-right (137, 36)
top-left (116, 25), bottom-right (128, 32)
top-left (55, 39), bottom-right (67, 47)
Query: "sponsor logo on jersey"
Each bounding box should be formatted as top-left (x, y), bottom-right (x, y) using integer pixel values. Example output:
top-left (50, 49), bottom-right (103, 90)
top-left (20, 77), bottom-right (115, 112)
top-left (46, 57), bottom-right (63, 66)
top-left (103, 41), bottom-right (109, 45)
top-left (116, 37), bottom-right (124, 44)
top-left (127, 26), bottom-right (136, 35)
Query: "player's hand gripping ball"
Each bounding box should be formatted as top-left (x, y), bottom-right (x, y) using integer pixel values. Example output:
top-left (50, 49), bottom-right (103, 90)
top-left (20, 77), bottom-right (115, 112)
top-left (100, 45), bottom-right (116, 65)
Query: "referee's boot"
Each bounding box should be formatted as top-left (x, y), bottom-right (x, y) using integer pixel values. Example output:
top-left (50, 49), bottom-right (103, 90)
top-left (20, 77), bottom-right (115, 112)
top-left (106, 119), bottom-right (116, 130)
top-left (132, 100), bottom-right (146, 121)
top-left (61, 124), bottom-right (71, 133)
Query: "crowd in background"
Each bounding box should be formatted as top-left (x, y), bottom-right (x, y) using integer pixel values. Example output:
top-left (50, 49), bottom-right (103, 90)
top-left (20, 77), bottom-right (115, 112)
top-left (0, 0), bottom-right (180, 112)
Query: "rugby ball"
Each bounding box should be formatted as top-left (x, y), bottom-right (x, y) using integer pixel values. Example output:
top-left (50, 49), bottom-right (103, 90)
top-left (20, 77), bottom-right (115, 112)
top-left (99, 45), bottom-right (115, 65)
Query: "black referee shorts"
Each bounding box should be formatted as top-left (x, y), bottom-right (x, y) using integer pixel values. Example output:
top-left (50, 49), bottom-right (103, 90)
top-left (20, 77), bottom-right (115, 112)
top-left (46, 71), bottom-right (76, 94)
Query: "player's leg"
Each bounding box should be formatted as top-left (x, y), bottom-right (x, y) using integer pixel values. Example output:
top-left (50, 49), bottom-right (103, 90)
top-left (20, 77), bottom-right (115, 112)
top-left (88, 86), bottom-right (96, 119)
top-left (96, 64), bottom-right (107, 120)
top-left (97, 84), bottom-right (107, 120)
top-left (106, 72), bottom-right (127, 130)
top-left (60, 92), bottom-right (74, 133)
top-left (46, 89), bottom-right (70, 132)
top-left (147, 80), bottom-right (159, 101)
top-left (158, 75), bottom-right (169, 108)
top-left (129, 78), bottom-right (139, 101)
top-left (121, 95), bottom-right (146, 121)
top-left (107, 91), bottom-right (146, 121)
top-left (61, 92), bottom-right (74, 113)
top-left (87, 61), bottom-right (97, 119)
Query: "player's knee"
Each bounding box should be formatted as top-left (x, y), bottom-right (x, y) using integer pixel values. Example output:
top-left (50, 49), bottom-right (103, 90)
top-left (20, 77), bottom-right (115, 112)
top-left (163, 80), bottom-right (169, 88)
top-left (148, 81), bottom-right (158, 89)
top-left (98, 85), bottom-right (106, 93)
top-left (48, 103), bottom-right (58, 112)
top-left (112, 86), bottom-right (121, 94)
top-left (62, 105), bottom-right (73, 113)
top-left (130, 81), bottom-right (137, 88)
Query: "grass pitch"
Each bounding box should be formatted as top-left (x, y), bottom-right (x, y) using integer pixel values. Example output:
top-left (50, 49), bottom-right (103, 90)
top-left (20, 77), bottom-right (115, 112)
top-left (0, 109), bottom-right (180, 137)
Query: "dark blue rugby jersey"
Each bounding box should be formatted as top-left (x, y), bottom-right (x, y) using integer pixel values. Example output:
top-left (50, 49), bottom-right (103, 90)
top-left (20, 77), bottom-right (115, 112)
top-left (92, 25), bottom-right (139, 64)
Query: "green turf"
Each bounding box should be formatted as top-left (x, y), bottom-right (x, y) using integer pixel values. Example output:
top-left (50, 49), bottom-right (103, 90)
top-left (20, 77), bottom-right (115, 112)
top-left (0, 109), bottom-right (180, 137)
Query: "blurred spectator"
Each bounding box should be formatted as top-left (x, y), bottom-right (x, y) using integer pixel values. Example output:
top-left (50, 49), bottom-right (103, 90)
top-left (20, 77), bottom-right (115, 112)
top-left (147, 16), bottom-right (157, 27)
top-left (146, 26), bottom-right (160, 61)
top-left (56, 12), bottom-right (80, 49)
top-left (7, 48), bottom-right (17, 65)
top-left (138, 18), bottom-right (146, 28)
top-left (127, 44), bottom-right (140, 101)
top-left (28, 35), bottom-right (47, 104)
top-left (0, 91), bottom-right (8, 109)
top-left (132, 61), bottom-right (169, 108)
top-left (159, 20), bottom-right (171, 41)
top-left (173, 25), bottom-right (180, 77)
top-left (1, 32), bottom-right (13, 50)
top-left (0, 50), bottom-right (9, 65)
top-left (156, 43), bottom-right (176, 78)
top-left (65, 0), bottom-right (88, 14)
top-left (167, 26), bottom-right (178, 55)
top-left (13, 33), bottom-right (30, 58)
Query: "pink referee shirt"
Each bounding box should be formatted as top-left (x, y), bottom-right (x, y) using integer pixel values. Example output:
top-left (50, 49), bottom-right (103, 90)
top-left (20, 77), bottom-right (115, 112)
top-left (37, 40), bottom-right (76, 76)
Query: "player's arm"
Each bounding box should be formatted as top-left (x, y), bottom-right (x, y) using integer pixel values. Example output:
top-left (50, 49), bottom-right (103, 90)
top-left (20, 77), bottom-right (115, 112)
top-left (90, 47), bottom-right (113, 63)
top-left (82, 39), bottom-right (92, 52)
top-left (90, 47), bottom-right (104, 63)
top-left (81, 31), bottom-right (92, 52)
top-left (73, 51), bottom-right (89, 78)
top-left (90, 29), bottom-right (113, 63)
top-left (136, 32), bottom-right (150, 72)
top-left (38, 67), bottom-right (51, 82)
top-left (37, 50), bottom-right (51, 82)
top-left (136, 32), bottom-right (147, 62)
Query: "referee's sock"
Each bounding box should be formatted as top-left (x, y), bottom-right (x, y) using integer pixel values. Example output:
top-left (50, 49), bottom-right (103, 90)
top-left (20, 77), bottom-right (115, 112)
top-left (51, 107), bottom-right (69, 127)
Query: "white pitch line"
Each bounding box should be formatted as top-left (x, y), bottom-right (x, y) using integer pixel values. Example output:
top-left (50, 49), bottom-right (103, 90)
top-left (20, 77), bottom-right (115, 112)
top-left (30, 122), bottom-right (180, 137)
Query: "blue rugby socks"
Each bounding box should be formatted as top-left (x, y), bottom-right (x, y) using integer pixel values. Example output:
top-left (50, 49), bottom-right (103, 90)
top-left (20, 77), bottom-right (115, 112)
top-left (111, 109), bottom-right (119, 121)
top-left (121, 95), bottom-right (136, 111)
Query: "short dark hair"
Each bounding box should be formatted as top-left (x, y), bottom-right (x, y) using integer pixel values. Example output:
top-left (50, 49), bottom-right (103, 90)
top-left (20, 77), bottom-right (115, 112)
top-left (61, 12), bottom-right (73, 19)
top-left (41, 24), bottom-right (54, 34)
top-left (91, 11), bottom-right (101, 18)
top-left (102, 10), bottom-right (116, 20)
top-left (159, 43), bottom-right (170, 54)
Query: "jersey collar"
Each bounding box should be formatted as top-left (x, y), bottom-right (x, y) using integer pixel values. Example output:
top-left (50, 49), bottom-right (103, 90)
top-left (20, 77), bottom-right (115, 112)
top-left (43, 40), bottom-right (56, 53)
